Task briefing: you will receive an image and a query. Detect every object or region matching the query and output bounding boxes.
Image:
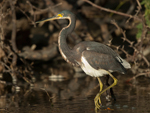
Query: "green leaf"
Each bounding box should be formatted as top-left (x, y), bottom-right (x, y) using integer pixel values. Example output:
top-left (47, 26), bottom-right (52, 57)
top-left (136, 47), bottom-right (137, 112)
top-left (136, 31), bottom-right (142, 39)
top-left (136, 23), bottom-right (143, 29)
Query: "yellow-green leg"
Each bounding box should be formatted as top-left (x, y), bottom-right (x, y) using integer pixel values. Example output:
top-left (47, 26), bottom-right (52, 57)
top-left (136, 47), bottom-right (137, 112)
top-left (97, 77), bottom-right (103, 92)
top-left (94, 77), bottom-right (103, 110)
top-left (94, 70), bottom-right (118, 112)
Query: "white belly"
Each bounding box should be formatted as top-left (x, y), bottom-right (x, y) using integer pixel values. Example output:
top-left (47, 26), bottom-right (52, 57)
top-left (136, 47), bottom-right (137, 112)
top-left (80, 56), bottom-right (108, 77)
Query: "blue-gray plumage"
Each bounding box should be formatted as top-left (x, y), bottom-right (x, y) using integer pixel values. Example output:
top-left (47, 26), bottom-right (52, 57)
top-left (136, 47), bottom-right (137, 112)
top-left (73, 41), bottom-right (129, 76)
top-left (36, 10), bottom-right (131, 111)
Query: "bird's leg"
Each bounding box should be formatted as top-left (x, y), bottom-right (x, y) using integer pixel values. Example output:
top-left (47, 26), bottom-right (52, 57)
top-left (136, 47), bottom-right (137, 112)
top-left (106, 75), bottom-right (116, 101)
top-left (94, 71), bottom-right (118, 111)
top-left (99, 71), bottom-right (117, 96)
top-left (105, 75), bottom-right (111, 101)
top-left (98, 77), bottom-right (103, 92)
top-left (94, 77), bottom-right (103, 110)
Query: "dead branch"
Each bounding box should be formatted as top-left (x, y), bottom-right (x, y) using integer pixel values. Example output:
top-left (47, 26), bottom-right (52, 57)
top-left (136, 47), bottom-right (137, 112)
top-left (33, 3), bottom-right (62, 15)
top-left (83, 0), bottom-right (141, 21)
top-left (19, 45), bottom-right (58, 61)
top-left (9, 0), bottom-right (17, 66)
top-left (111, 20), bottom-right (150, 67)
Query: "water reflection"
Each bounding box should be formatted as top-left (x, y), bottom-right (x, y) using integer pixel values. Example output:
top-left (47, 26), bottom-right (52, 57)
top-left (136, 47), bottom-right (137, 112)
top-left (0, 71), bottom-right (150, 113)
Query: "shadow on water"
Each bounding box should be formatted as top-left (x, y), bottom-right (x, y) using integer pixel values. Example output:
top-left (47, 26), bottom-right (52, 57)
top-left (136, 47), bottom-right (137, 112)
top-left (0, 69), bottom-right (150, 113)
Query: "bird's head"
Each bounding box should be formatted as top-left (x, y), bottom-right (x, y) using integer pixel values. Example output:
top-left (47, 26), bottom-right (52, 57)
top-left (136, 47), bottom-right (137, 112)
top-left (36, 10), bottom-right (73, 23)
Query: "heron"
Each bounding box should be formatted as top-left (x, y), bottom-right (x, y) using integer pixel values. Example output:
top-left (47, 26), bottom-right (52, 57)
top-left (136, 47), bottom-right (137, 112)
top-left (36, 10), bottom-right (131, 111)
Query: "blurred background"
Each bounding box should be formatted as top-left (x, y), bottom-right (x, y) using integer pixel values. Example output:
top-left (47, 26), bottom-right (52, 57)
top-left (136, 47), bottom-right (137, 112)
top-left (0, 0), bottom-right (150, 113)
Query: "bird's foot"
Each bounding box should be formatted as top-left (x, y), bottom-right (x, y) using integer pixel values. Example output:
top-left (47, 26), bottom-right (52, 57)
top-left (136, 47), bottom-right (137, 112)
top-left (94, 92), bottom-right (102, 111)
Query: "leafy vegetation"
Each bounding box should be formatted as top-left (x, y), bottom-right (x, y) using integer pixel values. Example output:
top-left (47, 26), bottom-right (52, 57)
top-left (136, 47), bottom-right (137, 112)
top-left (136, 0), bottom-right (150, 38)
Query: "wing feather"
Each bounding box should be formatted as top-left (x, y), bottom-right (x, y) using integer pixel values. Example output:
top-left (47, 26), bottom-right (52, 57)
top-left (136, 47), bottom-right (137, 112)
top-left (74, 41), bottom-right (131, 69)
top-left (82, 50), bottom-right (126, 73)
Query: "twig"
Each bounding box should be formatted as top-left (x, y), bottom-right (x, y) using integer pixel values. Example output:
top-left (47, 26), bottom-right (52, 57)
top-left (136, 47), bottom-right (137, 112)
top-left (126, 0), bottom-right (142, 23)
top-left (0, 80), bottom-right (14, 86)
top-left (136, 0), bottom-right (142, 9)
top-left (9, 0), bottom-right (17, 52)
top-left (41, 88), bottom-right (55, 101)
top-left (19, 45), bottom-right (58, 61)
top-left (26, 1), bottom-right (62, 16)
top-left (83, 0), bottom-right (141, 21)
top-left (16, 6), bottom-right (35, 25)
top-left (33, 3), bottom-right (62, 15)
top-left (22, 76), bottom-right (32, 84)
top-left (126, 71), bottom-right (150, 82)
top-left (111, 20), bottom-right (150, 67)
top-left (9, 0), bottom-right (17, 66)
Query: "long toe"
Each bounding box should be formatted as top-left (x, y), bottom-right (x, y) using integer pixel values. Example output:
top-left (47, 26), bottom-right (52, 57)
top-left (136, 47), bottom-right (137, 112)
top-left (94, 93), bottom-right (102, 110)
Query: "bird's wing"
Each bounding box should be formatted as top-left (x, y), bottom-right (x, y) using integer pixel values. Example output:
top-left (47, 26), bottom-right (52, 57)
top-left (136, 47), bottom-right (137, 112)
top-left (86, 42), bottom-right (119, 58)
top-left (84, 42), bottom-right (131, 69)
top-left (82, 50), bottom-right (126, 73)
top-left (75, 41), bottom-right (122, 61)
top-left (74, 41), bottom-right (131, 69)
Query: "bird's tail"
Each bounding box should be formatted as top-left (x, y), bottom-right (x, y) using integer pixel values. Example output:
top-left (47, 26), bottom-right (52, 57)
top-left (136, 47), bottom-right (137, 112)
top-left (121, 59), bottom-right (131, 69)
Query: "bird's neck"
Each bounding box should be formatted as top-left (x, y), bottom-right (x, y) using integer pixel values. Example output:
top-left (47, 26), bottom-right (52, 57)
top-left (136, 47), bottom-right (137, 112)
top-left (58, 15), bottom-right (76, 65)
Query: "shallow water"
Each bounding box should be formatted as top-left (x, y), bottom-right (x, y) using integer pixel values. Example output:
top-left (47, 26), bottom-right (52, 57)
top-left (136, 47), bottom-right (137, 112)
top-left (0, 72), bottom-right (150, 113)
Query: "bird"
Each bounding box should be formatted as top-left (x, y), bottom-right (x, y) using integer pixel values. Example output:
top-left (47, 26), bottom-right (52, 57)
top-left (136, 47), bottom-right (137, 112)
top-left (36, 10), bottom-right (131, 111)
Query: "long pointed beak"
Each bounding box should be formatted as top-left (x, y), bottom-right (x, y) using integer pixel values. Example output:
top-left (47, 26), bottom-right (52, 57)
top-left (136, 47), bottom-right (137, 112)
top-left (36, 15), bottom-right (60, 23)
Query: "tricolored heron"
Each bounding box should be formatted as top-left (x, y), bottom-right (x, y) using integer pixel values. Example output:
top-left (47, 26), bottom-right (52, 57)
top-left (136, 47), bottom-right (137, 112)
top-left (36, 10), bottom-right (131, 111)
